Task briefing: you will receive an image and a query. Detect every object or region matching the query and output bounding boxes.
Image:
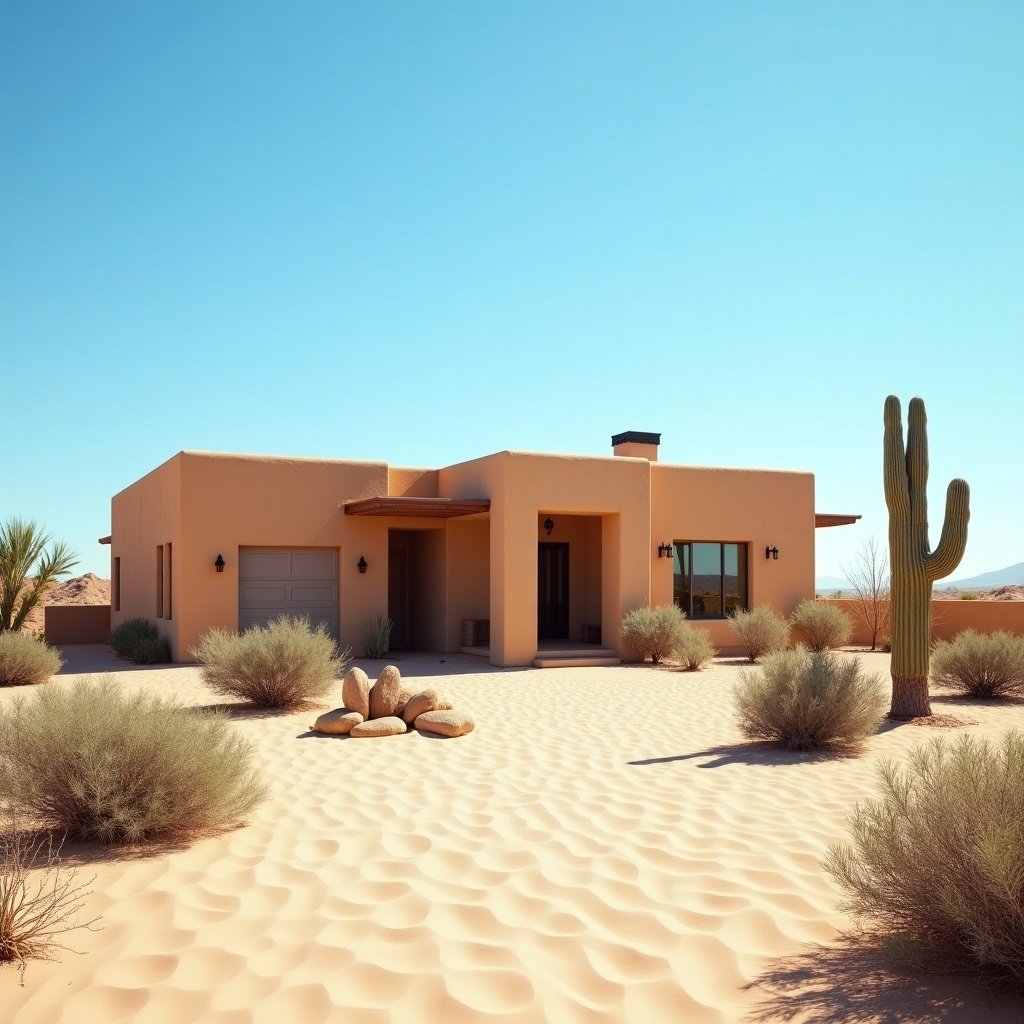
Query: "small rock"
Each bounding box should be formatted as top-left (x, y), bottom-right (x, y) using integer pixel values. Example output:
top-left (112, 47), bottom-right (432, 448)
top-left (415, 710), bottom-right (475, 738)
top-left (435, 700), bottom-right (454, 711)
top-left (369, 665), bottom-right (403, 719)
top-left (402, 689), bottom-right (442, 724)
top-left (313, 709), bottom-right (363, 735)
top-left (342, 667), bottom-right (371, 720)
top-left (350, 716), bottom-right (407, 737)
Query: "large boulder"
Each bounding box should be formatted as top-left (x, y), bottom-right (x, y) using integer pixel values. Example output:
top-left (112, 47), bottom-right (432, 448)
top-left (402, 689), bottom-right (442, 725)
top-left (369, 664), bottom-right (403, 719)
top-left (350, 716), bottom-right (407, 737)
top-left (313, 709), bottom-right (363, 735)
top-left (342, 667), bottom-right (371, 720)
top-left (415, 710), bottom-right (475, 738)
top-left (394, 686), bottom-right (417, 720)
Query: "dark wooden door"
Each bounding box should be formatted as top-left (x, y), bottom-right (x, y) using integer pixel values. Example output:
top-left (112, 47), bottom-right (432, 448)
top-left (388, 548), bottom-right (410, 648)
top-left (538, 542), bottom-right (569, 640)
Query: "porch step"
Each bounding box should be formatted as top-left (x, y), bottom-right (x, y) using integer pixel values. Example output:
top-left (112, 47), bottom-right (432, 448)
top-left (533, 646), bottom-right (621, 669)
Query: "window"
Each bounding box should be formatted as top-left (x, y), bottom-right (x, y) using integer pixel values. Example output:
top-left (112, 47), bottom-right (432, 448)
top-left (673, 542), bottom-right (748, 619)
top-left (165, 543), bottom-right (172, 620)
top-left (156, 545), bottom-right (164, 618)
top-left (113, 557), bottom-right (120, 612)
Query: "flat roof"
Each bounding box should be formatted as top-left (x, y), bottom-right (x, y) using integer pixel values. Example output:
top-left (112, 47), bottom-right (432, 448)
top-left (343, 497), bottom-right (491, 519)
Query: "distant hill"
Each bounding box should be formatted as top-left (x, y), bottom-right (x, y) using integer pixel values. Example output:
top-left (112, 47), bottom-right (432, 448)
top-left (938, 562), bottom-right (1024, 590)
top-left (815, 575), bottom-right (851, 594)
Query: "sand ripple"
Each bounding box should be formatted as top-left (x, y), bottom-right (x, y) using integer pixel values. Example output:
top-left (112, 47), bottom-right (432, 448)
top-left (5, 653), bottom-right (1024, 1022)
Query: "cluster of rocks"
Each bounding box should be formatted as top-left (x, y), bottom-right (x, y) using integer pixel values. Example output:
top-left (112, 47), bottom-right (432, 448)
top-left (313, 664), bottom-right (475, 739)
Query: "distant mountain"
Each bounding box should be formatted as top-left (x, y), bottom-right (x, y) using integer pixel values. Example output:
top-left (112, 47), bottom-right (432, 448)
top-left (815, 575), bottom-right (851, 593)
top-left (938, 562), bottom-right (1024, 590)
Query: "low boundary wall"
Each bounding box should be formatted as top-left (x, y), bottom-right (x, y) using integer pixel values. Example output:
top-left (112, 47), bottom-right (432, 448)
top-left (829, 598), bottom-right (1024, 647)
top-left (44, 605), bottom-right (111, 645)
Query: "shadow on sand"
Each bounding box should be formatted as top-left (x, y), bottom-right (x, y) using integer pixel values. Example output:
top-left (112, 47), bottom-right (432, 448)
top-left (743, 931), bottom-right (1024, 1024)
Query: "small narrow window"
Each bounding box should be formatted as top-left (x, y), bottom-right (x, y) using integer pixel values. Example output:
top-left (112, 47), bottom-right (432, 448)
top-left (165, 543), bottom-right (172, 621)
top-left (156, 545), bottom-right (164, 618)
top-left (113, 557), bottom-right (121, 612)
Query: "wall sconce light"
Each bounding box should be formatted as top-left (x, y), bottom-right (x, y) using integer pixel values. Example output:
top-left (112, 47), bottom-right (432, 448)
top-left (357, 556), bottom-right (368, 574)
top-left (765, 545), bottom-right (779, 561)
top-left (543, 517), bottom-right (554, 536)
top-left (214, 554), bottom-right (225, 573)
top-left (657, 542), bottom-right (675, 559)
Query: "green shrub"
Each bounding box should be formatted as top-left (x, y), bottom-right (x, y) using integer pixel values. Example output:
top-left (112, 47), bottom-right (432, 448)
top-left (790, 599), bottom-right (852, 652)
top-left (0, 677), bottom-right (266, 844)
top-left (959, 591), bottom-right (979, 601)
top-left (0, 633), bottom-right (63, 686)
top-left (728, 605), bottom-right (790, 662)
top-left (674, 626), bottom-right (716, 671)
top-left (734, 648), bottom-right (887, 750)
top-left (108, 618), bottom-right (170, 664)
top-left (1, 811), bottom-right (98, 976)
top-left (620, 604), bottom-right (688, 664)
top-left (825, 731), bottom-right (1024, 988)
top-left (930, 630), bottom-right (1024, 698)
top-left (364, 614), bottom-right (394, 659)
top-left (192, 615), bottom-right (349, 709)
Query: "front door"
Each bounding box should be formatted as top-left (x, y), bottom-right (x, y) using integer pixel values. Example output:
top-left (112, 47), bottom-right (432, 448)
top-left (538, 542), bottom-right (569, 640)
top-left (388, 547), bottom-right (410, 648)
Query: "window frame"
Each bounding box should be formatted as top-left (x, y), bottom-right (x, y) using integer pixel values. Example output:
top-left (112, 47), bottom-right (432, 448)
top-left (672, 541), bottom-right (749, 620)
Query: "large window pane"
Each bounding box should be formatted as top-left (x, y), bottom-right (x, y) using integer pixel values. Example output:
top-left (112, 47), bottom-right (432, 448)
top-left (672, 541), bottom-right (749, 619)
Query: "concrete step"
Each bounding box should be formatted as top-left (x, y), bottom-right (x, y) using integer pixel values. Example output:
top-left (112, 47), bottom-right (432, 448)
top-left (532, 647), bottom-right (621, 669)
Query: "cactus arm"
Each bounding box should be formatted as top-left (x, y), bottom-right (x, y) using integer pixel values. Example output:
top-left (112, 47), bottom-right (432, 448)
top-left (924, 479), bottom-right (971, 582)
top-left (906, 397), bottom-right (930, 553)
top-left (883, 395), bottom-right (909, 516)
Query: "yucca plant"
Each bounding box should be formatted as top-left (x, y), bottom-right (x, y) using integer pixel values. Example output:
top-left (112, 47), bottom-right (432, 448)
top-left (364, 614), bottom-right (394, 659)
top-left (0, 519), bottom-right (78, 633)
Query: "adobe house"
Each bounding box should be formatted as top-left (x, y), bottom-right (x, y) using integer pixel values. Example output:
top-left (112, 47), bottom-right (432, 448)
top-left (103, 431), bottom-right (857, 666)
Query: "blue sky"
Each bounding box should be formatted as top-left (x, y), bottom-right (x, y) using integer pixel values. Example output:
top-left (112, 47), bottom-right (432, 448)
top-left (3, 2), bottom-right (1022, 582)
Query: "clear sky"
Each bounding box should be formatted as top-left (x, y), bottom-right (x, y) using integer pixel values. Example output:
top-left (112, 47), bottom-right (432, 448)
top-left (3, 2), bottom-right (1022, 583)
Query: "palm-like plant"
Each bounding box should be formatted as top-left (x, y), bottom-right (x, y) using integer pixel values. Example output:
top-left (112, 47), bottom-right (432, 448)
top-left (0, 519), bottom-right (78, 633)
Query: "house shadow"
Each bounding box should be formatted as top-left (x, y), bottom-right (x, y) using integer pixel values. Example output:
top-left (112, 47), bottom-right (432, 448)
top-left (743, 932), bottom-right (1024, 1024)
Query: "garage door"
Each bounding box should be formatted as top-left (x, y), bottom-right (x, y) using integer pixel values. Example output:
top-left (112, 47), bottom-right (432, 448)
top-left (239, 548), bottom-right (339, 638)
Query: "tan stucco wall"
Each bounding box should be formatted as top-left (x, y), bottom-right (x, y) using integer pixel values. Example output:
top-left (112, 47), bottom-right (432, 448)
top-left (109, 455), bottom-right (182, 655)
top-left (830, 597), bottom-right (1024, 646)
top-left (650, 464), bottom-right (815, 651)
top-left (45, 605), bottom-right (111, 644)
top-left (446, 518), bottom-right (490, 650)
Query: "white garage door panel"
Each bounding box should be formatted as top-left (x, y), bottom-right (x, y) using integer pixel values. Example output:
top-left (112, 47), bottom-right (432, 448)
top-left (238, 548), bottom-right (339, 639)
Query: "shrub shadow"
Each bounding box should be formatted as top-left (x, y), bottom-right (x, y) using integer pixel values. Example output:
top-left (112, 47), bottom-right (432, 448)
top-left (743, 932), bottom-right (1024, 1024)
top-left (629, 740), bottom-right (868, 769)
top-left (190, 701), bottom-right (309, 721)
top-left (8, 822), bottom-right (204, 867)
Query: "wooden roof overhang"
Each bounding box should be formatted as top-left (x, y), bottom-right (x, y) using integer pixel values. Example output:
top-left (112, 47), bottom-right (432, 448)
top-left (343, 497), bottom-right (491, 519)
top-left (814, 513), bottom-right (862, 528)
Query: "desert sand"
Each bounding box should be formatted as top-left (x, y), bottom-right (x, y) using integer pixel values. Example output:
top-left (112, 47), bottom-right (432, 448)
top-left (4, 647), bottom-right (1024, 1024)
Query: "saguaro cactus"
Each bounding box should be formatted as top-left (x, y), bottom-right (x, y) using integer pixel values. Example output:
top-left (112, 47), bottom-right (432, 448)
top-left (883, 395), bottom-right (970, 719)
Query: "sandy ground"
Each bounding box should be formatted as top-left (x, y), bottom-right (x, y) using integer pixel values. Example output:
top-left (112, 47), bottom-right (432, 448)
top-left (4, 648), bottom-right (1024, 1024)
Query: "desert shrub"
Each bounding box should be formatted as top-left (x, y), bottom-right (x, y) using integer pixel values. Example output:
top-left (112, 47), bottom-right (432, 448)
top-left (734, 648), bottom-right (887, 750)
top-left (108, 618), bottom-right (170, 664)
top-left (192, 615), bottom-right (349, 708)
top-left (0, 633), bottom-right (62, 686)
top-left (674, 626), bottom-right (716, 671)
top-left (620, 604), bottom-right (688, 664)
top-left (825, 731), bottom-right (1024, 988)
top-left (930, 630), bottom-right (1024, 698)
top-left (0, 677), bottom-right (267, 844)
top-left (364, 614), bottom-right (394, 659)
top-left (728, 605), bottom-right (790, 662)
top-left (959, 591), bottom-right (979, 601)
top-left (881, 634), bottom-right (892, 653)
top-left (790, 599), bottom-right (852, 652)
top-left (1, 811), bottom-right (98, 977)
